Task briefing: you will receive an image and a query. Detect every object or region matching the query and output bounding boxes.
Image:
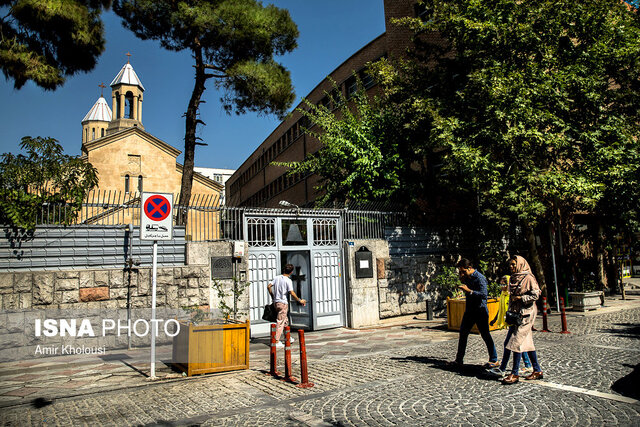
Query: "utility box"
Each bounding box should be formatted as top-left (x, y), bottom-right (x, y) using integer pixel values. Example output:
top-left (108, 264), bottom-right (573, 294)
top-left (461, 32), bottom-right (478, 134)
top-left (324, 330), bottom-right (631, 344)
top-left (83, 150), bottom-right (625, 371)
top-left (233, 241), bottom-right (245, 258)
top-left (355, 246), bottom-right (373, 279)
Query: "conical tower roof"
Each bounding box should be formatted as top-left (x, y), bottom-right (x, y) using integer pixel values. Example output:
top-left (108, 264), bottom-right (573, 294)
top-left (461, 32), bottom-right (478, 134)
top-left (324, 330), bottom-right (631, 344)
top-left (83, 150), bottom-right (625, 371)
top-left (82, 96), bottom-right (112, 122)
top-left (110, 62), bottom-right (145, 91)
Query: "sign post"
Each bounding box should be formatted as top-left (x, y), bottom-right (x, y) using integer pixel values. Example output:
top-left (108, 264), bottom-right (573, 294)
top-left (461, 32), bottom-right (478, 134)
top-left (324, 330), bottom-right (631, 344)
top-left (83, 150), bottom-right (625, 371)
top-left (140, 192), bottom-right (173, 379)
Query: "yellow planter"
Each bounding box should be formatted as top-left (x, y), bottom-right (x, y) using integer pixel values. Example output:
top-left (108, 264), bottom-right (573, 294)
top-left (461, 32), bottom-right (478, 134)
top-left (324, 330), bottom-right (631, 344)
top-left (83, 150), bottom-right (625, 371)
top-left (446, 297), bottom-right (502, 333)
top-left (172, 319), bottom-right (250, 376)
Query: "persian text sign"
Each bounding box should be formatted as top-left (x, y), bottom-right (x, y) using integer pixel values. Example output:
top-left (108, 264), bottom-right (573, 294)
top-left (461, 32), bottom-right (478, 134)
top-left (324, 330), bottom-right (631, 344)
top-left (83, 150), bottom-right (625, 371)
top-left (141, 192), bottom-right (173, 240)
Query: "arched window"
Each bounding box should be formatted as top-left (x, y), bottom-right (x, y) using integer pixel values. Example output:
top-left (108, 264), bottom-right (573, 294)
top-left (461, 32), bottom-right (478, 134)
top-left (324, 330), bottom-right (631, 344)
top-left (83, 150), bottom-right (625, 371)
top-left (125, 92), bottom-right (134, 119)
top-left (115, 92), bottom-right (121, 119)
top-left (92, 128), bottom-right (95, 140)
top-left (101, 128), bottom-right (105, 137)
top-left (85, 128), bottom-right (88, 142)
top-left (124, 175), bottom-right (130, 193)
top-left (137, 175), bottom-right (143, 193)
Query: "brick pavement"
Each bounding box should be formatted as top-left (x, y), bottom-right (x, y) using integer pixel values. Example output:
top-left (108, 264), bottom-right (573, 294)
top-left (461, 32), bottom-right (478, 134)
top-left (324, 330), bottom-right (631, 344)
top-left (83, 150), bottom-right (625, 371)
top-left (0, 297), bottom-right (639, 425)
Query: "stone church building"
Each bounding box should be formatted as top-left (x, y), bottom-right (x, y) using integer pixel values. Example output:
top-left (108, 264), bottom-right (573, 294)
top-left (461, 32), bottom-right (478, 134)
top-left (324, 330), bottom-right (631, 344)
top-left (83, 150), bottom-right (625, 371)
top-left (80, 61), bottom-right (222, 202)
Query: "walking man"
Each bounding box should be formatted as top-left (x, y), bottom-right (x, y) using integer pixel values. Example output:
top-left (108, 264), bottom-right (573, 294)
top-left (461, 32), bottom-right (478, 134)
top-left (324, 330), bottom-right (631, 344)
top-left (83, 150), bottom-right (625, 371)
top-left (268, 263), bottom-right (306, 348)
top-left (450, 258), bottom-right (498, 368)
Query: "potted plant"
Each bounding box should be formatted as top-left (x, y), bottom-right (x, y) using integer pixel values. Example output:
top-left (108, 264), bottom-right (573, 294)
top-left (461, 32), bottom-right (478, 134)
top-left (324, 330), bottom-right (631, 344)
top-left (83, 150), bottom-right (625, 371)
top-left (172, 277), bottom-right (251, 376)
top-left (433, 265), bottom-right (503, 332)
top-left (568, 274), bottom-right (603, 312)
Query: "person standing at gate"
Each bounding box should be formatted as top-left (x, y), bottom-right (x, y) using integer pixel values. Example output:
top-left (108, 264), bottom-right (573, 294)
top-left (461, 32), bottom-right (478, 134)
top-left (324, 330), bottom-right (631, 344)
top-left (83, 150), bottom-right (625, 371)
top-left (268, 263), bottom-right (307, 348)
top-left (449, 258), bottom-right (499, 368)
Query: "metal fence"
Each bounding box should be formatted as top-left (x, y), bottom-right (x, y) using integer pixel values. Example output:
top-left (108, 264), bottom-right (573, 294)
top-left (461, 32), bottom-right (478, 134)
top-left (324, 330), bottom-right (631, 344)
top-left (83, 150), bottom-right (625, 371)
top-left (30, 191), bottom-right (408, 241)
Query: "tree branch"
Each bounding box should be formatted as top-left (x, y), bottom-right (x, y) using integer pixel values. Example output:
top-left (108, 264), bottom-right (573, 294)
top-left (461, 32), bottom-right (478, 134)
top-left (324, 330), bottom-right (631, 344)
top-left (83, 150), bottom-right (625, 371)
top-left (204, 73), bottom-right (227, 79)
top-left (203, 63), bottom-right (225, 72)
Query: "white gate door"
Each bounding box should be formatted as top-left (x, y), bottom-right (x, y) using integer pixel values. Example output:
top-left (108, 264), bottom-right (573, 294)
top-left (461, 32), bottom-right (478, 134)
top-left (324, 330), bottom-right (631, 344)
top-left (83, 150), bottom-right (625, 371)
top-left (246, 214), bottom-right (345, 337)
top-left (311, 248), bottom-right (343, 329)
top-left (246, 216), bottom-right (279, 337)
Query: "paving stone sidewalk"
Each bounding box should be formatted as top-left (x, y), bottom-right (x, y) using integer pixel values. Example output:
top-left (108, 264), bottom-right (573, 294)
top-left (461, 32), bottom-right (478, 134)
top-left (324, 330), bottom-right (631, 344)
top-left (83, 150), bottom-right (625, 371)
top-left (0, 295), bottom-right (639, 425)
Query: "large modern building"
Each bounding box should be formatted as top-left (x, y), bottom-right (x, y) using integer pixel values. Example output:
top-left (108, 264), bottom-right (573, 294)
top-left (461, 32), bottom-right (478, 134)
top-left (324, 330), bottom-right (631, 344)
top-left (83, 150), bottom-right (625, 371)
top-left (226, 0), bottom-right (421, 208)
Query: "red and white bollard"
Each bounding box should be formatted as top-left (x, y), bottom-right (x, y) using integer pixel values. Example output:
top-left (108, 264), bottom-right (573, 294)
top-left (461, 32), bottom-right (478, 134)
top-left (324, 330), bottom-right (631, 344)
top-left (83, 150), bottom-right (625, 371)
top-left (268, 323), bottom-right (281, 377)
top-left (560, 297), bottom-right (570, 334)
top-left (296, 329), bottom-right (314, 388)
top-left (282, 326), bottom-right (298, 383)
top-left (541, 297), bottom-right (551, 332)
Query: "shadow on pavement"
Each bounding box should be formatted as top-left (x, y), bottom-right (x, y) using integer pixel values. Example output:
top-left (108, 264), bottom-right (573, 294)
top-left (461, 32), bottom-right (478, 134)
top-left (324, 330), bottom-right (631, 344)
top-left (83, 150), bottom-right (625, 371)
top-left (611, 363), bottom-right (640, 400)
top-left (98, 353), bottom-right (132, 361)
top-left (599, 323), bottom-right (640, 340)
top-left (389, 355), bottom-right (498, 381)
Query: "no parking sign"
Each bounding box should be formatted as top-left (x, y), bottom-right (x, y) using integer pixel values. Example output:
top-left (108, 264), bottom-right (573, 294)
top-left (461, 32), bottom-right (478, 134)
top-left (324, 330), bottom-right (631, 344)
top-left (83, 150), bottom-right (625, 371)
top-left (141, 192), bottom-right (173, 241)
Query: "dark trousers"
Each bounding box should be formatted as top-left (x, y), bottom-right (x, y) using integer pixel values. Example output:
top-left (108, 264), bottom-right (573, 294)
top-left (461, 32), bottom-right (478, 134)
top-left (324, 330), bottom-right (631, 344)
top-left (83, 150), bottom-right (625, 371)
top-left (455, 307), bottom-right (498, 363)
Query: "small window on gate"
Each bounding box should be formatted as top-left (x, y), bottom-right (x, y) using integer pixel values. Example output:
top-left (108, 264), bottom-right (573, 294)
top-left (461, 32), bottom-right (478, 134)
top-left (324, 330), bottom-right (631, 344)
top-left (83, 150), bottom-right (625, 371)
top-left (282, 219), bottom-right (307, 246)
top-left (313, 219), bottom-right (338, 246)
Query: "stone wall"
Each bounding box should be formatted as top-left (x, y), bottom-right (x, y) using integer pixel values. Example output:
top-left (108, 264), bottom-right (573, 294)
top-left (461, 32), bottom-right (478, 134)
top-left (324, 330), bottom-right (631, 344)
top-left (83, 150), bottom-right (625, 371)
top-left (0, 241), bottom-right (249, 361)
top-left (380, 255), bottom-right (452, 319)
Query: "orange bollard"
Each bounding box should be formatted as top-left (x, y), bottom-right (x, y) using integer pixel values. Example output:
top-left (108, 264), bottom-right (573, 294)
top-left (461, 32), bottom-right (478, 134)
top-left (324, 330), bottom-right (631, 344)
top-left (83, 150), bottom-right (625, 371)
top-left (560, 297), bottom-right (570, 334)
top-left (541, 297), bottom-right (551, 332)
top-left (282, 326), bottom-right (298, 383)
top-left (296, 329), bottom-right (314, 388)
top-left (267, 323), bottom-right (281, 377)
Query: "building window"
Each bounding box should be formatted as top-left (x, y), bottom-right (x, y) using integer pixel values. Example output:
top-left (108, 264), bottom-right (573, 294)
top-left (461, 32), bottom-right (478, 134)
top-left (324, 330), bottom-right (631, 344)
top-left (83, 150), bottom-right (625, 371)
top-left (213, 174), bottom-right (223, 182)
top-left (101, 128), bottom-right (105, 137)
top-left (92, 128), bottom-right (95, 140)
top-left (137, 175), bottom-right (143, 192)
top-left (124, 175), bottom-right (130, 193)
top-left (346, 76), bottom-right (358, 99)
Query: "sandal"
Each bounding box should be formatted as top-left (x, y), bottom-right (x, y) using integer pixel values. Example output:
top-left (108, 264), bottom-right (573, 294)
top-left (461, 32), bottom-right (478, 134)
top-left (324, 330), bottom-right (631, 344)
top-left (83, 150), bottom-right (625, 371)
top-left (483, 361), bottom-right (499, 369)
top-left (502, 374), bottom-right (519, 384)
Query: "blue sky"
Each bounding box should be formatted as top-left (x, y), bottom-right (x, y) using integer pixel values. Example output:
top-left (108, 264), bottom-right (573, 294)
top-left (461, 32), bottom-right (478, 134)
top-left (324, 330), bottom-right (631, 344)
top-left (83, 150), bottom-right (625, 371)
top-left (0, 1), bottom-right (385, 170)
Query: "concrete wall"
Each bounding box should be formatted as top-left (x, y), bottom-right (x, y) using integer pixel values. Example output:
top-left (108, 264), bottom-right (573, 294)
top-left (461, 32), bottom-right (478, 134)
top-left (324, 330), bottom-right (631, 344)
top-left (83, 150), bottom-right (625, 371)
top-left (344, 239), bottom-right (389, 328)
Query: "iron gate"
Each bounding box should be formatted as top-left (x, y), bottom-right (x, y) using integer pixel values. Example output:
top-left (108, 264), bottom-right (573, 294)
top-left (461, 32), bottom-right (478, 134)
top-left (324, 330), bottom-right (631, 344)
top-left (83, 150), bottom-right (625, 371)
top-left (246, 213), bottom-right (345, 337)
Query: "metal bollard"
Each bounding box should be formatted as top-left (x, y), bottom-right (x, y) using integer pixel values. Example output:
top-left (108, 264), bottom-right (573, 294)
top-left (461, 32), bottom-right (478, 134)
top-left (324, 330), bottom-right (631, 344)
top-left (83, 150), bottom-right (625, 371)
top-left (541, 297), bottom-right (551, 332)
top-left (268, 323), bottom-right (281, 377)
top-left (282, 326), bottom-right (298, 383)
top-left (560, 297), bottom-right (570, 334)
top-left (426, 300), bottom-right (433, 321)
top-left (296, 330), bottom-right (314, 388)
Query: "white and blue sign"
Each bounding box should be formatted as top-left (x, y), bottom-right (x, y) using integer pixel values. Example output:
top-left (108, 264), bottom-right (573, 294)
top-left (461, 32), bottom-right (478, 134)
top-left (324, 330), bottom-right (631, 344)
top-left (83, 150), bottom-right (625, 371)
top-left (141, 192), bottom-right (173, 241)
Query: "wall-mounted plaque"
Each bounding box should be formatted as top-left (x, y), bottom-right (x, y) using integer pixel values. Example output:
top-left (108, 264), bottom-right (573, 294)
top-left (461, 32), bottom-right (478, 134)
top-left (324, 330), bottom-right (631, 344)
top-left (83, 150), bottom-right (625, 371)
top-left (211, 257), bottom-right (233, 279)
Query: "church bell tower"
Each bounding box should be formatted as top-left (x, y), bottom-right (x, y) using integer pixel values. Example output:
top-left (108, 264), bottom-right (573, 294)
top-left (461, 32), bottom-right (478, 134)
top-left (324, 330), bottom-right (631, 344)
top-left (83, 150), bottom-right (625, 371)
top-left (107, 54), bottom-right (145, 134)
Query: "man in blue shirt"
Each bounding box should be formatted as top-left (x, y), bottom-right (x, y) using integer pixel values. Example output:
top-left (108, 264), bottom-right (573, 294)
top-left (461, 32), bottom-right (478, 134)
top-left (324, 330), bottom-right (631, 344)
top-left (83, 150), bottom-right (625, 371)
top-left (451, 258), bottom-right (498, 368)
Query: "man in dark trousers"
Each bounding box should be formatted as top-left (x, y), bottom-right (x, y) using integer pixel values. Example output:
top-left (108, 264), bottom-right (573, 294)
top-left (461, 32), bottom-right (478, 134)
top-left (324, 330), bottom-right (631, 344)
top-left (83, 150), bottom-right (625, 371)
top-left (450, 258), bottom-right (498, 368)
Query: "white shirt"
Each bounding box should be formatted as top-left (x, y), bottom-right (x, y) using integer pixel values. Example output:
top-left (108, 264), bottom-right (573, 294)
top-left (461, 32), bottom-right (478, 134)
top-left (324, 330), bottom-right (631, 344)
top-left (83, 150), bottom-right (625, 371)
top-left (271, 274), bottom-right (293, 304)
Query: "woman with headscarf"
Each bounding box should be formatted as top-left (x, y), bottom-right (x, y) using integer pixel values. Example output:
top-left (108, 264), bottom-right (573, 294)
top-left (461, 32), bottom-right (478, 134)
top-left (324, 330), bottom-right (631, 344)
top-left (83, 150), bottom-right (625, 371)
top-left (502, 255), bottom-right (544, 384)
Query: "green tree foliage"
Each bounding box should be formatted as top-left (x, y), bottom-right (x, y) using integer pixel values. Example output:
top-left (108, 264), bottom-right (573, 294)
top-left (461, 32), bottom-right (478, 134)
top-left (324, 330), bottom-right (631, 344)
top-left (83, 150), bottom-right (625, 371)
top-left (381, 0), bottom-right (640, 230)
top-left (371, 0), bottom-right (640, 292)
top-left (0, 0), bottom-right (111, 90)
top-left (279, 83), bottom-right (403, 206)
top-left (113, 0), bottom-right (299, 209)
top-left (0, 136), bottom-right (98, 229)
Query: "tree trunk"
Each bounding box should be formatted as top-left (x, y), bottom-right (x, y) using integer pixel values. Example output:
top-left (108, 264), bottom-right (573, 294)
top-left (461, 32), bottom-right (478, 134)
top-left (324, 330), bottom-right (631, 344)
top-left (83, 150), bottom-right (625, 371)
top-left (606, 247), bottom-right (619, 295)
top-left (594, 220), bottom-right (607, 291)
top-left (524, 223), bottom-right (548, 300)
top-left (178, 44), bottom-right (208, 224)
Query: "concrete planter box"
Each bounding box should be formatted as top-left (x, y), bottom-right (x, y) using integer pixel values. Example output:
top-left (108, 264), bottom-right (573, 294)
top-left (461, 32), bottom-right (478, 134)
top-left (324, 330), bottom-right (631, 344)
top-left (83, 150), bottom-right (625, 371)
top-left (569, 291), bottom-right (603, 312)
top-left (172, 320), bottom-right (250, 376)
top-left (446, 297), bottom-right (502, 332)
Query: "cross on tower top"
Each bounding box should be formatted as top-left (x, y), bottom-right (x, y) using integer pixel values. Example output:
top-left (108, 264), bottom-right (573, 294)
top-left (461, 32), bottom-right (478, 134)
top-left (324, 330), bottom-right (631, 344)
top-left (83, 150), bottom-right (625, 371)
top-left (126, 52), bottom-right (132, 63)
top-left (98, 82), bottom-right (106, 97)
